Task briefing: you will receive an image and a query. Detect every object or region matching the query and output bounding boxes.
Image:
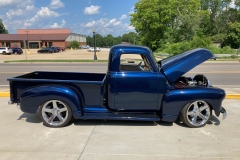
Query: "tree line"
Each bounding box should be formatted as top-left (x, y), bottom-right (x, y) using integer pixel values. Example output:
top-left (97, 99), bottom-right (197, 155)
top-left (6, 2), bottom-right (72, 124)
top-left (0, 19), bottom-right (8, 34)
top-left (86, 32), bottom-right (139, 47)
top-left (130, 0), bottom-right (240, 54)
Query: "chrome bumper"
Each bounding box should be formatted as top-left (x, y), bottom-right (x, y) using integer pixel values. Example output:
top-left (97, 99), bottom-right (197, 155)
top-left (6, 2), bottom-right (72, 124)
top-left (220, 107), bottom-right (227, 120)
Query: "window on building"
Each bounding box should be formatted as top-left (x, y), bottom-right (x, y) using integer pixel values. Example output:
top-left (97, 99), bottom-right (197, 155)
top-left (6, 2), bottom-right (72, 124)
top-left (49, 42), bottom-right (52, 47)
top-left (6, 42), bottom-right (10, 47)
top-left (21, 42), bottom-right (24, 48)
top-left (13, 42), bottom-right (18, 47)
top-left (1, 42), bottom-right (4, 47)
top-left (29, 42), bottom-right (39, 49)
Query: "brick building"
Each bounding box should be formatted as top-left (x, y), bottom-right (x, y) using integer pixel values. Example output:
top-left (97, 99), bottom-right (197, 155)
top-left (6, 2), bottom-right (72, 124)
top-left (0, 28), bottom-right (86, 49)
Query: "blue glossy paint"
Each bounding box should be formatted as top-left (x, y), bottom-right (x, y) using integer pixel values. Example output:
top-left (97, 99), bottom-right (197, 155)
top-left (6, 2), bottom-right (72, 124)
top-left (20, 85), bottom-right (82, 117)
top-left (8, 71), bottom-right (105, 107)
top-left (108, 45), bottom-right (158, 72)
top-left (161, 48), bottom-right (215, 83)
top-left (84, 106), bottom-right (160, 121)
top-left (161, 87), bottom-right (225, 122)
top-left (109, 72), bottom-right (166, 110)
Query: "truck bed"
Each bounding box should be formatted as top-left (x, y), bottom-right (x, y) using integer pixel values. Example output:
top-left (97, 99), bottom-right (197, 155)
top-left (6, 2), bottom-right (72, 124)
top-left (8, 71), bottom-right (106, 106)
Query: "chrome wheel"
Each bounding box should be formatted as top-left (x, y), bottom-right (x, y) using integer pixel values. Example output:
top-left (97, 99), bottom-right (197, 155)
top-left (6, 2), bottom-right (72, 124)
top-left (40, 100), bottom-right (71, 127)
top-left (180, 100), bottom-right (212, 128)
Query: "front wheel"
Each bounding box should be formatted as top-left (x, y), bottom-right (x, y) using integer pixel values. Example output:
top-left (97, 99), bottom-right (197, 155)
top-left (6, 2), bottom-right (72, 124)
top-left (179, 100), bottom-right (212, 128)
top-left (39, 100), bottom-right (72, 127)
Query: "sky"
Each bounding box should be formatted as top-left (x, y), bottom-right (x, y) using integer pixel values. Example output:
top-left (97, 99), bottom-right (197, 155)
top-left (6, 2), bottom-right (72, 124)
top-left (0, 0), bottom-right (138, 36)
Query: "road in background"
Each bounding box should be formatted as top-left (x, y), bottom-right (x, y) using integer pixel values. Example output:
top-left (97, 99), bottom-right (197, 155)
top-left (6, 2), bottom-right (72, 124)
top-left (0, 62), bottom-right (239, 87)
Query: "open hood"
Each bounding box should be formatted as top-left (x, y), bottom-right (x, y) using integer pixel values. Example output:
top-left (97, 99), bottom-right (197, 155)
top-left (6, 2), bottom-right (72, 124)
top-left (160, 48), bottom-right (215, 83)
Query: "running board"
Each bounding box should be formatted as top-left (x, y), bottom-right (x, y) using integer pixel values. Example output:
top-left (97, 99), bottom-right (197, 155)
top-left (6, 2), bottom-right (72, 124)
top-left (80, 107), bottom-right (160, 121)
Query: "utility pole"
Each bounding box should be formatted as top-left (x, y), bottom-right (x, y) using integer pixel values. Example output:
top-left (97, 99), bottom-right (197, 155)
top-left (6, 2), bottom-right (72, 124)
top-left (25, 31), bottom-right (30, 54)
top-left (92, 28), bottom-right (97, 60)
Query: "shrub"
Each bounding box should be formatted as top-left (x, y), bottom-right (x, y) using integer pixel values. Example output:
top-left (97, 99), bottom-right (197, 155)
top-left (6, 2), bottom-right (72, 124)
top-left (221, 46), bottom-right (234, 54)
top-left (69, 40), bottom-right (79, 49)
top-left (163, 41), bottom-right (191, 55)
top-left (206, 45), bottom-right (222, 54)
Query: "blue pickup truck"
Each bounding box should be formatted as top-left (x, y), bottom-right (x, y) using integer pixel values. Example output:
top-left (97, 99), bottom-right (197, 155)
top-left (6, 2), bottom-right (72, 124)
top-left (8, 45), bottom-right (226, 128)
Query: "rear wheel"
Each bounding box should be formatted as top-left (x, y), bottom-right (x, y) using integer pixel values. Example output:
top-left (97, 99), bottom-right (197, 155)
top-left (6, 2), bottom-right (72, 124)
top-left (179, 100), bottom-right (212, 128)
top-left (2, 51), bottom-right (6, 55)
top-left (39, 100), bottom-right (72, 127)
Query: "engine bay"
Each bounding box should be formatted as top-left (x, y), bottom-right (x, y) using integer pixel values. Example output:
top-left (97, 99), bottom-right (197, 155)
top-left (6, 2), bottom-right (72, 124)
top-left (174, 74), bottom-right (210, 88)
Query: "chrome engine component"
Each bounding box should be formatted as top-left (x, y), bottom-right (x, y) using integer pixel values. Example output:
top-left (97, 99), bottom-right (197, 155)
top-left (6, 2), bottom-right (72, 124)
top-left (174, 74), bottom-right (209, 88)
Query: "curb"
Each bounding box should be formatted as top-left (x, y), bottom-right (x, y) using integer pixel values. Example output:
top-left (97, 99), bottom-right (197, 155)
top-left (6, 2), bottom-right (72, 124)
top-left (1, 92), bottom-right (240, 99)
top-left (225, 94), bottom-right (240, 100)
top-left (0, 92), bottom-right (10, 97)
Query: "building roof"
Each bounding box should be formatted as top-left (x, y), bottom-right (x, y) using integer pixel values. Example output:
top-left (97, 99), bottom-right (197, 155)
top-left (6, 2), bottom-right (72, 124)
top-left (17, 28), bottom-right (71, 34)
top-left (0, 34), bottom-right (70, 41)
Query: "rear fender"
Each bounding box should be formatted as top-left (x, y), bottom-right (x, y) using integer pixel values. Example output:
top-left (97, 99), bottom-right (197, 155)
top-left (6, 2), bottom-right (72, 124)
top-left (161, 87), bottom-right (225, 122)
top-left (20, 85), bottom-right (83, 118)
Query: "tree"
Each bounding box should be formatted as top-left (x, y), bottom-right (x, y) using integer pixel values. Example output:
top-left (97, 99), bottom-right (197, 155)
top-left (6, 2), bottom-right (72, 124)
top-left (0, 19), bottom-right (8, 34)
top-left (200, 0), bottom-right (232, 35)
top-left (223, 22), bottom-right (240, 48)
top-left (122, 32), bottom-right (139, 44)
top-left (130, 0), bottom-right (200, 50)
top-left (69, 40), bottom-right (79, 49)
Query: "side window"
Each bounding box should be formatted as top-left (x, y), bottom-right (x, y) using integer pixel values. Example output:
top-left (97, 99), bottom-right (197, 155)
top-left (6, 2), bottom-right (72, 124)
top-left (120, 54), bottom-right (153, 72)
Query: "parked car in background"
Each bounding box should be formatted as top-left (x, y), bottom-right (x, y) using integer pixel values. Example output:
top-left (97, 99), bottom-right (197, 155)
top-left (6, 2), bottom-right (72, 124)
top-left (59, 47), bottom-right (65, 51)
top-left (88, 47), bottom-right (100, 52)
top-left (37, 47), bottom-right (54, 53)
top-left (0, 47), bottom-right (13, 55)
top-left (80, 45), bottom-right (90, 49)
top-left (11, 48), bottom-right (23, 55)
top-left (50, 47), bottom-right (59, 53)
top-left (52, 46), bottom-right (62, 52)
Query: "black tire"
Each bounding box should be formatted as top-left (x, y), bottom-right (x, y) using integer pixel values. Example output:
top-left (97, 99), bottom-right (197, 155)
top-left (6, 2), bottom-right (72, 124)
top-left (39, 100), bottom-right (72, 128)
top-left (179, 100), bottom-right (212, 128)
top-left (2, 51), bottom-right (6, 55)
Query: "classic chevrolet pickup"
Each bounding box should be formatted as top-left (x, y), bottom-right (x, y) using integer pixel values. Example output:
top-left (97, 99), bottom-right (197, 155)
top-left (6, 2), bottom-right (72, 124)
top-left (8, 45), bottom-right (226, 128)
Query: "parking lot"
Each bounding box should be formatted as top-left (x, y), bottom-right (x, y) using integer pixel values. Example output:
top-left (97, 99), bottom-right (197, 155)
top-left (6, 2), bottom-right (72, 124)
top-left (0, 48), bottom-right (111, 63)
top-left (0, 98), bottom-right (239, 159)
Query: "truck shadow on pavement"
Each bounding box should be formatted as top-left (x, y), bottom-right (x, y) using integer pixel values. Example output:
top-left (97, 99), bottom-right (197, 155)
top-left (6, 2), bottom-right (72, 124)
top-left (73, 119), bottom-right (174, 127)
top-left (17, 113), bottom-right (42, 124)
top-left (17, 113), bottom-right (220, 127)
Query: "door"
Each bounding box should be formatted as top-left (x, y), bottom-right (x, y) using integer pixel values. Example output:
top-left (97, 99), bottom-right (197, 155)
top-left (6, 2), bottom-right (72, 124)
top-left (113, 53), bottom-right (160, 111)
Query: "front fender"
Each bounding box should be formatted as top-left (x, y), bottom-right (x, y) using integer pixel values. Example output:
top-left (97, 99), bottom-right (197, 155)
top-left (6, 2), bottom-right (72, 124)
top-left (20, 85), bottom-right (82, 118)
top-left (161, 87), bottom-right (225, 122)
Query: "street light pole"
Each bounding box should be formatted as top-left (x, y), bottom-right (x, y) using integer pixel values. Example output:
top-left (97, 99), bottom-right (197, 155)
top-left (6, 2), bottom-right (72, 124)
top-left (25, 31), bottom-right (30, 54)
top-left (92, 28), bottom-right (97, 60)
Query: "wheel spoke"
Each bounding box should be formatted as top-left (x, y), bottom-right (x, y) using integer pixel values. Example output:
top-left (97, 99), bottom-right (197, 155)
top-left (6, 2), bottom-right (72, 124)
top-left (48, 114), bottom-right (56, 124)
top-left (57, 114), bottom-right (64, 122)
top-left (192, 115), bottom-right (197, 124)
top-left (43, 108), bottom-right (53, 113)
top-left (52, 100), bottom-right (58, 109)
top-left (193, 102), bottom-right (198, 109)
top-left (199, 105), bottom-right (208, 112)
top-left (59, 108), bottom-right (67, 113)
top-left (187, 111), bottom-right (194, 116)
top-left (199, 113), bottom-right (208, 120)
